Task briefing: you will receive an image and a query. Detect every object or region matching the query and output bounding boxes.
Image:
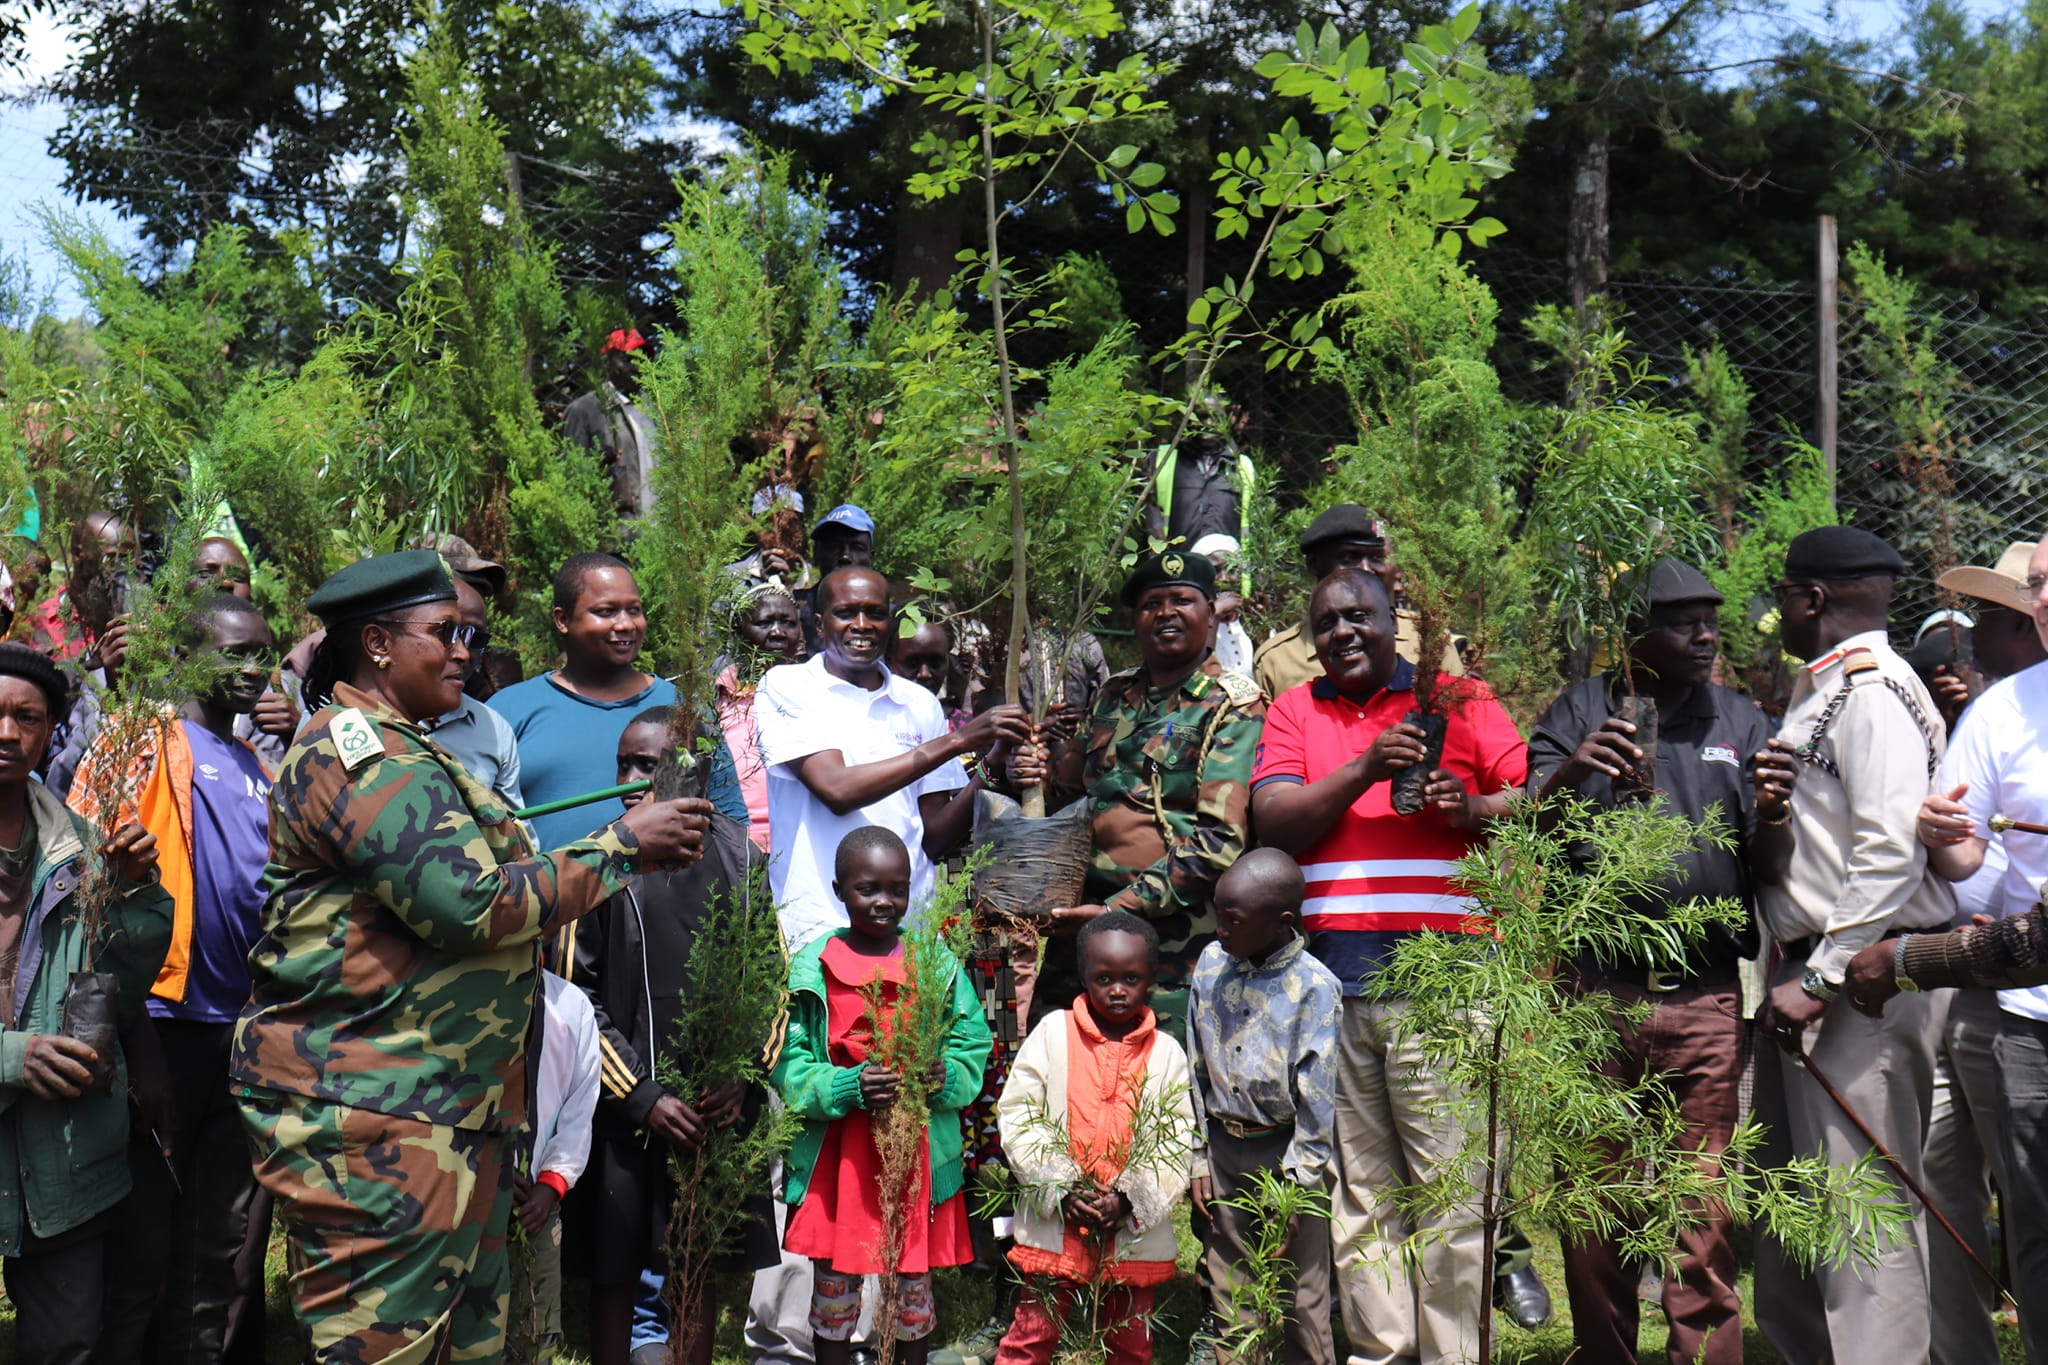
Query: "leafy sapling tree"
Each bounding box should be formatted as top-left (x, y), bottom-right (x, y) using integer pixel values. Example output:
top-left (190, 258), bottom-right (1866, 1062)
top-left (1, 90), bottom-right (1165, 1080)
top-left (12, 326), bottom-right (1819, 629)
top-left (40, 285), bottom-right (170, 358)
top-left (635, 152), bottom-right (848, 796)
top-left (731, 0), bottom-right (1177, 795)
top-left (1522, 308), bottom-right (1717, 793)
top-left (1846, 241), bottom-right (1962, 588)
top-left (1174, 8), bottom-right (1512, 406)
top-left (1705, 442), bottom-right (1835, 709)
top-left (976, 1073), bottom-right (1197, 1365)
top-left (857, 861), bottom-right (981, 1363)
top-left (1317, 208), bottom-right (1545, 803)
top-left (1213, 1170), bottom-right (1333, 1365)
top-left (1373, 795), bottom-right (1913, 1365)
top-left (657, 868), bottom-right (800, 1365)
top-left (65, 481), bottom-right (230, 1092)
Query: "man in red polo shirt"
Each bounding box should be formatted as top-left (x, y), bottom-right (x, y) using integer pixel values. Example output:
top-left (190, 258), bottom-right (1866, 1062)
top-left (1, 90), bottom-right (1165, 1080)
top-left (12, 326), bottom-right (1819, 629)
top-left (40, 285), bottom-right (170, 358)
top-left (1252, 568), bottom-right (1526, 1365)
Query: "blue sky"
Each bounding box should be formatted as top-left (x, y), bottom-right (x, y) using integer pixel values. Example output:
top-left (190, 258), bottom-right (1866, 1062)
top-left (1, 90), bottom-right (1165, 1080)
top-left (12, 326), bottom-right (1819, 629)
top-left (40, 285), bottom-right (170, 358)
top-left (0, 0), bottom-right (2017, 318)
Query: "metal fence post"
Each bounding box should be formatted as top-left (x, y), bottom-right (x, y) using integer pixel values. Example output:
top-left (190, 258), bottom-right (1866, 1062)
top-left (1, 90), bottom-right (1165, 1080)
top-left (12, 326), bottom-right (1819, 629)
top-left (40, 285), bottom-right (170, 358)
top-left (1817, 215), bottom-right (1839, 509)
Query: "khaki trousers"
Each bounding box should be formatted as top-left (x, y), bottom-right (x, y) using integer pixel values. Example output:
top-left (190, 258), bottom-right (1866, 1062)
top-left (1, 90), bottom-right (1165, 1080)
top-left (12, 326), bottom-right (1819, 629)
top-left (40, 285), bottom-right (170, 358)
top-left (1753, 959), bottom-right (1943, 1365)
top-left (1925, 990), bottom-right (2009, 1365)
top-left (1330, 997), bottom-right (1483, 1365)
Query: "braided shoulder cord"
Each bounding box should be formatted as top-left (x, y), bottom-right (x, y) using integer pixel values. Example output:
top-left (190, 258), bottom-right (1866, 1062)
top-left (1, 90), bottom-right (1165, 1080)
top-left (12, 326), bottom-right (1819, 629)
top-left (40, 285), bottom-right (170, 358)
top-left (1793, 676), bottom-right (1940, 783)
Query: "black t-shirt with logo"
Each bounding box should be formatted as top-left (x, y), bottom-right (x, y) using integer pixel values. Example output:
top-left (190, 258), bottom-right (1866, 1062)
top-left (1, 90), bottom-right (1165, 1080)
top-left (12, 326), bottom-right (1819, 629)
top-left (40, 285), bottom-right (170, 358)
top-left (1528, 675), bottom-right (1771, 971)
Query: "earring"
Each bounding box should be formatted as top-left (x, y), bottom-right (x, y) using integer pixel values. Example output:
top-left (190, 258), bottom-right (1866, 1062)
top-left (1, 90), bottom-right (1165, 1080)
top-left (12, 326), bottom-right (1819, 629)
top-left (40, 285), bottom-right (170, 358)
top-left (375, 657), bottom-right (390, 670)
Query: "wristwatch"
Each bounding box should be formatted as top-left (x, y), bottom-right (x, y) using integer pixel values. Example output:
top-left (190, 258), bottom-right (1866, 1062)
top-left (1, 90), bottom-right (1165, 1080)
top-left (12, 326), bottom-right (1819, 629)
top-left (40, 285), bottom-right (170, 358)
top-left (1894, 933), bottom-right (1921, 994)
top-left (1801, 967), bottom-right (1840, 1004)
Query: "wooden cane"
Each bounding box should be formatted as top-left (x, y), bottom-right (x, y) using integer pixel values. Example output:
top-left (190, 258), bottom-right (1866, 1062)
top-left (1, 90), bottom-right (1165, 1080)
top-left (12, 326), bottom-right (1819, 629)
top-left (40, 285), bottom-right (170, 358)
top-left (1989, 814), bottom-right (2048, 837)
top-left (1793, 1044), bottom-right (2015, 1309)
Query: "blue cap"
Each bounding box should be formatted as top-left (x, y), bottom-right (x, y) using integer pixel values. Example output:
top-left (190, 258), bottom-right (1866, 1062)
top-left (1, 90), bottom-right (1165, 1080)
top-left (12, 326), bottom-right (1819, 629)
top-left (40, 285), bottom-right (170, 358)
top-left (813, 504), bottom-right (875, 539)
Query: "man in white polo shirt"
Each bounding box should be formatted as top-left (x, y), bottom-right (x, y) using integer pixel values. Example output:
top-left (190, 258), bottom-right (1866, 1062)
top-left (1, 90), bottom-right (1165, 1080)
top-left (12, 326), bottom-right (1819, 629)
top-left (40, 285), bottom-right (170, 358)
top-left (755, 565), bottom-right (1030, 948)
top-left (1912, 528), bottom-right (2048, 1365)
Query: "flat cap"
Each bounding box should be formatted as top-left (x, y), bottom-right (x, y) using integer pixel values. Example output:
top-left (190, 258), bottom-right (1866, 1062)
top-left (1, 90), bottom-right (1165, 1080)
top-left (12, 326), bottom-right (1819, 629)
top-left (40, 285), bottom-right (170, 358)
top-left (1936, 540), bottom-right (2036, 609)
top-left (1300, 504), bottom-right (1386, 553)
top-left (1121, 548), bottom-right (1216, 606)
top-left (307, 550), bottom-right (458, 624)
top-left (1783, 525), bottom-right (1905, 581)
top-left (1636, 557), bottom-right (1724, 609)
top-left (408, 532), bottom-right (506, 597)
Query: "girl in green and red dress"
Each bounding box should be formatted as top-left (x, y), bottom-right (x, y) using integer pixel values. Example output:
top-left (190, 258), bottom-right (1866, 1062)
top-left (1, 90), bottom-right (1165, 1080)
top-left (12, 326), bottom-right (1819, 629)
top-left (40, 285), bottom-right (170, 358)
top-left (773, 826), bottom-right (991, 1365)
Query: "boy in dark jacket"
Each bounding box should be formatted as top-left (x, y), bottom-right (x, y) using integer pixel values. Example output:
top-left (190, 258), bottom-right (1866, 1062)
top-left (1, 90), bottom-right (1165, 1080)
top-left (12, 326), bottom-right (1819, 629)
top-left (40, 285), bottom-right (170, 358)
top-left (562, 707), bottom-right (781, 1365)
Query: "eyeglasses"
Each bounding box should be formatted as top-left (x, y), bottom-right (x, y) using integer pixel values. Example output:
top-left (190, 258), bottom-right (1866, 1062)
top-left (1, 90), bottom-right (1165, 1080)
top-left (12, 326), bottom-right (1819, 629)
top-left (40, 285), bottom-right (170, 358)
top-left (374, 619), bottom-right (483, 651)
top-left (2020, 575), bottom-right (2048, 604)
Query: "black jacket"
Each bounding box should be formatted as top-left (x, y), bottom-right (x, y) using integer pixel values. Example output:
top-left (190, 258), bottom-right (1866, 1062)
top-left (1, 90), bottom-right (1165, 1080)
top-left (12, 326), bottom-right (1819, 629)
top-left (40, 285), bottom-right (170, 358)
top-left (1527, 675), bottom-right (1771, 970)
top-left (562, 814), bottom-right (770, 1132)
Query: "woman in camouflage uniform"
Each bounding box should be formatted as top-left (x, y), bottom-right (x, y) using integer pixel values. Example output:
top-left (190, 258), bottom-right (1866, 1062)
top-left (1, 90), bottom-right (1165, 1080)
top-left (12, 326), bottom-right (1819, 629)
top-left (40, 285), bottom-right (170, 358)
top-left (230, 551), bottom-right (712, 1365)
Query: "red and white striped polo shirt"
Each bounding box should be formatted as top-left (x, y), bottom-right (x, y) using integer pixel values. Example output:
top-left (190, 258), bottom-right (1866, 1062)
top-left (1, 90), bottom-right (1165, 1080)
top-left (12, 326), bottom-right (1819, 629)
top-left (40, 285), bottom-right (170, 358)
top-left (1252, 666), bottom-right (1527, 986)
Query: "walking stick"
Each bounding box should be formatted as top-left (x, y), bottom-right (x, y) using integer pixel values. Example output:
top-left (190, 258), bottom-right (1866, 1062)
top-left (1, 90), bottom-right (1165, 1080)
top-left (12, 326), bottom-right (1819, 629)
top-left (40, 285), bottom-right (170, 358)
top-left (1793, 1043), bottom-right (2015, 1309)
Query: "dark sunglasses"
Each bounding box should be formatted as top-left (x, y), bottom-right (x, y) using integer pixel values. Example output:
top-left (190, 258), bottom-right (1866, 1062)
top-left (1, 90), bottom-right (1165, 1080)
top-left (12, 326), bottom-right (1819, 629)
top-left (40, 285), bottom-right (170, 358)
top-left (375, 619), bottom-right (483, 651)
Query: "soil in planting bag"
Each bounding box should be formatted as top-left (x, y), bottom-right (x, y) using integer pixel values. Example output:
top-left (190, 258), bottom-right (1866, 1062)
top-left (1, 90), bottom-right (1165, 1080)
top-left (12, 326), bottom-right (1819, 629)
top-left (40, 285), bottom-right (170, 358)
top-left (1389, 710), bottom-right (1450, 817)
top-left (61, 971), bottom-right (120, 1096)
top-left (1618, 695), bottom-right (1660, 799)
top-left (972, 789), bottom-right (1093, 923)
top-left (651, 741), bottom-right (707, 803)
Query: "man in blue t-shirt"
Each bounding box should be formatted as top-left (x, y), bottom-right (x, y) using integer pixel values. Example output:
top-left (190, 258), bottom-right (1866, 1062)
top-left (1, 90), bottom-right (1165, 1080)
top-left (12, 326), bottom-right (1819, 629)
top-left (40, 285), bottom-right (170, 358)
top-left (490, 553), bottom-right (746, 849)
top-left (67, 594), bottom-right (280, 1363)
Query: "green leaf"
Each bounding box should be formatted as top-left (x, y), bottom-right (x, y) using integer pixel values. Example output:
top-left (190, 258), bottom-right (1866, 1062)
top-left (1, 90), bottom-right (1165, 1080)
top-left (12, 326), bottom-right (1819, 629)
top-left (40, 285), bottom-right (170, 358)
top-left (1107, 143), bottom-right (1139, 169)
top-left (1126, 200), bottom-right (1146, 234)
top-left (1451, 3), bottom-right (1480, 43)
top-left (1187, 295), bottom-right (1212, 326)
top-left (1130, 160), bottom-right (1165, 188)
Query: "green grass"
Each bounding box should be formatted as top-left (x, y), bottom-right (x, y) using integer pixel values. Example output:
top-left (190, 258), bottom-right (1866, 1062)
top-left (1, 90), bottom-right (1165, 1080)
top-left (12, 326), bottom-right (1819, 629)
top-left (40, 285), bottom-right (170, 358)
top-left (2, 1219), bottom-right (2017, 1362)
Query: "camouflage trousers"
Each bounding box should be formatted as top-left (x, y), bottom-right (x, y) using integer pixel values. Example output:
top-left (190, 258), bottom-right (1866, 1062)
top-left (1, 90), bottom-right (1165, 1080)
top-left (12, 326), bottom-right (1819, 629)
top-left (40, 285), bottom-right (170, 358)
top-left (237, 1088), bottom-right (513, 1364)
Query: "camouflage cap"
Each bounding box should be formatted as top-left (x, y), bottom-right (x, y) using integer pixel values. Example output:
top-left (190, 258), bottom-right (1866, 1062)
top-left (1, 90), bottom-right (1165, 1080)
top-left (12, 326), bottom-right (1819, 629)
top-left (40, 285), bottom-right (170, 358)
top-left (407, 532), bottom-right (506, 597)
top-left (307, 550), bottom-right (458, 624)
top-left (1121, 548), bottom-right (1217, 606)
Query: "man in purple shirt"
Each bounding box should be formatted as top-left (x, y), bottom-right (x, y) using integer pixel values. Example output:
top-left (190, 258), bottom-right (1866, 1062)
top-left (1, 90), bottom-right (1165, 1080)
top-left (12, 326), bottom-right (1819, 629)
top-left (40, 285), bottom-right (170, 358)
top-left (69, 594), bottom-right (279, 1363)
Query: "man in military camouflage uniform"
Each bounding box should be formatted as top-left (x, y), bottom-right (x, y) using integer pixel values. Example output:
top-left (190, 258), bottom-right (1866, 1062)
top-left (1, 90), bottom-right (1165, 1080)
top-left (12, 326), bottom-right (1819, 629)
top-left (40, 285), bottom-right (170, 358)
top-left (1012, 550), bottom-right (1264, 1039)
top-left (229, 550), bottom-right (709, 1364)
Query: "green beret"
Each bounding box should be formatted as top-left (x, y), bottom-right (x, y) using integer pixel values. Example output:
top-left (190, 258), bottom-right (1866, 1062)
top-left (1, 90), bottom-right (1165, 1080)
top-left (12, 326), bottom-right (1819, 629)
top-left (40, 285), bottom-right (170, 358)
top-left (307, 549), bottom-right (458, 624)
top-left (1121, 549), bottom-right (1217, 607)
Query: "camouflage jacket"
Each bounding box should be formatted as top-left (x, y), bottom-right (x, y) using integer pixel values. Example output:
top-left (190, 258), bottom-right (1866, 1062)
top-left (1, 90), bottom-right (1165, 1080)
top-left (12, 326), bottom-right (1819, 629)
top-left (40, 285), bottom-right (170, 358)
top-left (230, 682), bottom-right (639, 1133)
top-left (1070, 657), bottom-right (1264, 982)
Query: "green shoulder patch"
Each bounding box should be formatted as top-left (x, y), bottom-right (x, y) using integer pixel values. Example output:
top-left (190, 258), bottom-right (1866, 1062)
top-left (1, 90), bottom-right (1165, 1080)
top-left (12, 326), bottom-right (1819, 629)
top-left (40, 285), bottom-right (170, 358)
top-left (1217, 671), bottom-right (1262, 707)
top-left (331, 708), bottom-right (387, 773)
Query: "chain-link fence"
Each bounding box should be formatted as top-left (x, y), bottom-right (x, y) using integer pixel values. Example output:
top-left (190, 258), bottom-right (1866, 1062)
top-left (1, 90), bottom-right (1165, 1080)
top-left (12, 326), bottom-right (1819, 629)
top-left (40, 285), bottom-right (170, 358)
top-left (1477, 249), bottom-right (2048, 627)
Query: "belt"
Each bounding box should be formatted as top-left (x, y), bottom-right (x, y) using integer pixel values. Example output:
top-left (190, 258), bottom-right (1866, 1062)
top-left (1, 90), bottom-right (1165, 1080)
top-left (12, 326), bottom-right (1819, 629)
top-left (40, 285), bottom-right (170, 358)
top-left (1572, 959), bottom-right (1741, 994)
top-left (1213, 1117), bottom-right (1285, 1140)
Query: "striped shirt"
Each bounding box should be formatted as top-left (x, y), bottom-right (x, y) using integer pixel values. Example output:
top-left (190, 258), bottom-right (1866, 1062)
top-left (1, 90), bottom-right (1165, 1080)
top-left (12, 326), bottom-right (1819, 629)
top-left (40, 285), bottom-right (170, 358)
top-left (1251, 663), bottom-right (1527, 993)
